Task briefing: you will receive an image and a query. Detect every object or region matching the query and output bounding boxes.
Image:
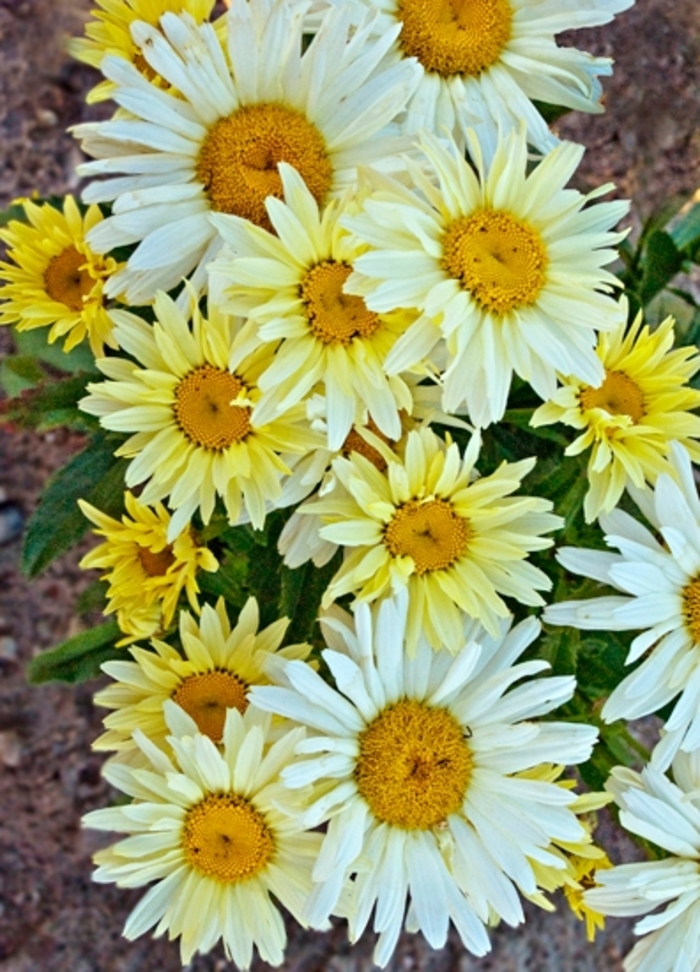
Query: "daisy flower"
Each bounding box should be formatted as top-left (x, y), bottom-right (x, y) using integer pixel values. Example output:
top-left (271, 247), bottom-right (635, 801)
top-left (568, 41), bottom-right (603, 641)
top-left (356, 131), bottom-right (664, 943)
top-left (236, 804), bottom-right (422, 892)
top-left (306, 425), bottom-right (560, 651)
top-left (344, 128), bottom-right (629, 426)
top-left (68, 0), bottom-right (217, 103)
top-left (94, 596), bottom-right (312, 761)
top-left (0, 196), bottom-right (119, 356)
top-left (584, 752), bottom-right (700, 972)
top-left (250, 592), bottom-right (598, 966)
top-left (209, 163), bottom-right (418, 450)
top-left (83, 703), bottom-right (323, 967)
top-left (532, 307), bottom-right (700, 522)
top-left (307, 0), bottom-right (633, 159)
top-left (79, 491), bottom-right (219, 644)
top-left (544, 442), bottom-right (700, 767)
top-left (72, 0), bottom-right (420, 304)
top-left (79, 292), bottom-right (322, 539)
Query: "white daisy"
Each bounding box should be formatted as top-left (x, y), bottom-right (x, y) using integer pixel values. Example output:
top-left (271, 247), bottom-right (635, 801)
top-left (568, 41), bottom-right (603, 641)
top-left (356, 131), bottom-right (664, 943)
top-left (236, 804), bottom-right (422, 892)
top-left (584, 752), bottom-right (700, 972)
top-left (73, 0), bottom-right (420, 303)
top-left (544, 441), bottom-right (700, 768)
top-left (307, 0), bottom-right (633, 159)
top-left (83, 703), bottom-right (324, 967)
top-left (250, 591), bottom-right (598, 966)
top-left (344, 128), bottom-right (628, 426)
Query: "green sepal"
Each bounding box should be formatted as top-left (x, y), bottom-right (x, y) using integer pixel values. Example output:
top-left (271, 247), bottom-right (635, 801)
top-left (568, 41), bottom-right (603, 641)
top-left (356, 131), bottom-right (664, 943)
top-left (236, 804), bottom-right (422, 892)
top-left (21, 431), bottom-right (126, 578)
top-left (27, 619), bottom-right (122, 684)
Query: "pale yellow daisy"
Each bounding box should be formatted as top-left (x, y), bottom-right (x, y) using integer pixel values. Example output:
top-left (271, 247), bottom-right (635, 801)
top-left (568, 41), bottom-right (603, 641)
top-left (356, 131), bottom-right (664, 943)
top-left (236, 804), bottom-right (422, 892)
top-left (209, 163), bottom-right (418, 451)
top-left (78, 490), bottom-right (218, 644)
top-left (68, 0), bottom-right (217, 103)
top-left (73, 0), bottom-right (419, 303)
top-left (79, 291), bottom-right (323, 538)
top-left (344, 128), bottom-right (628, 426)
top-left (532, 308), bottom-right (700, 522)
top-left (306, 425), bottom-right (561, 651)
top-left (0, 196), bottom-right (119, 357)
top-left (94, 596), bottom-right (312, 761)
top-left (84, 703), bottom-right (323, 967)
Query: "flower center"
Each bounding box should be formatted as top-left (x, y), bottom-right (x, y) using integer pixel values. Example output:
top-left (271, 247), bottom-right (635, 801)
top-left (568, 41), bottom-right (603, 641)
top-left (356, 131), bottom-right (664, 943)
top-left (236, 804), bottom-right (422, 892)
top-left (173, 365), bottom-right (251, 451)
top-left (579, 370), bottom-right (646, 424)
top-left (43, 246), bottom-right (95, 312)
top-left (172, 670), bottom-right (249, 742)
top-left (196, 103), bottom-right (333, 231)
top-left (442, 210), bottom-right (548, 315)
top-left (355, 698), bottom-right (472, 829)
top-left (384, 498), bottom-right (470, 574)
top-left (396, 0), bottom-right (512, 78)
top-left (300, 261), bottom-right (382, 346)
top-left (683, 578), bottom-right (700, 644)
top-left (343, 418), bottom-right (394, 472)
top-left (137, 544), bottom-right (176, 577)
top-left (182, 793), bottom-right (274, 882)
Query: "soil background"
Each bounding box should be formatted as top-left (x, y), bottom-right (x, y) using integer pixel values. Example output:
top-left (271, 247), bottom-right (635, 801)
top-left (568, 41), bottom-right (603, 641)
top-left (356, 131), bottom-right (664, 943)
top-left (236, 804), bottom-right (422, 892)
top-left (0, 1), bottom-right (699, 970)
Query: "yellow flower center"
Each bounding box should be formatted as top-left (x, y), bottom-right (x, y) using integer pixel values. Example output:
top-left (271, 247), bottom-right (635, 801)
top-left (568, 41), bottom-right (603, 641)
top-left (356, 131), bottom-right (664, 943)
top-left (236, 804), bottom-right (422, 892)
top-left (137, 544), bottom-right (176, 578)
top-left (174, 365), bottom-right (251, 451)
top-left (172, 670), bottom-right (249, 742)
top-left (355, 698), bottom-right (472, 829)
top-left (196, 103), bottom-right (333, 231)
top-left (683, 578), bottom-right (700, 644)
top-left (300, 261), bottom-right (382, 346)
top-left (442, 209), bottom-right (548, 315)
top-left (343, 418), bottom-right (394, 472)
top-left (397, 0), bottom-right (512, 78)
top-left (579, 370), bottom-right (646, 424)
top-left (384, 498), bottom-right (470, 574)
top-left (182, 793), bottom-right (274, 882)
top-left (43, 246), bottom-right (95, 312)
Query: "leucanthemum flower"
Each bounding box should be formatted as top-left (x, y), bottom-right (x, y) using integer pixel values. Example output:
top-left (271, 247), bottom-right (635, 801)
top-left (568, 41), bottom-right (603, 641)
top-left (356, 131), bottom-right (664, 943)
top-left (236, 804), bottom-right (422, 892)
top-left (250, 592), bottom-right (598, 966)
top-left (545, 442), bottom-right (700, 768)
top-left (307, 0), bottom-right (633, 159)
top-left (84, 703), bottom-right (324, 967)
top-left (73, 0), bottom-right (420, 304)
top-left (0, 196), bottom-right (119, 356)
top-left (584, 752), bottom-right (700, 972)
top-left (532, 308), bottom-right (700, 522)
top-left (94, 597), bottom-right (312, 761)
top-left (344, 128), bottom-right (628, 426)
top-left (79, 292), bottom-right (322, 539)
top-left (209, 163), bottom-right (418, 451)
top-left (306, 425), bottom-right (560, 651)
top-left (68, 0), bottom-right (217, 103)
top-left (79, 490), bottom-right (218, 644)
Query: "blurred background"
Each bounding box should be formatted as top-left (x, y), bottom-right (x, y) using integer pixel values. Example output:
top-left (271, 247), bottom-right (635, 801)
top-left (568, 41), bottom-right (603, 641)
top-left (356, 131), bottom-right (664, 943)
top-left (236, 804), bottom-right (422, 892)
top-left (0, 0), bottom-right (698, 968)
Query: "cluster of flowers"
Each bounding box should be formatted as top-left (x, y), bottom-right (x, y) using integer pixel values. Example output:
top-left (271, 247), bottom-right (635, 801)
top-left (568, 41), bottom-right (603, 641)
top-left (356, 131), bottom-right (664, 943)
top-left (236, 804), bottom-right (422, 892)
top-left (2, 0), bottom-right (700, 969)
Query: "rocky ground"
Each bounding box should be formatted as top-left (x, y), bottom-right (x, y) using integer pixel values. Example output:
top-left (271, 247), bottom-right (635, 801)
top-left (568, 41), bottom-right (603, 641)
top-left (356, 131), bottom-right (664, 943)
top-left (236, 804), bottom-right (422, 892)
top-left (0, 0), bottom-right (698, 969)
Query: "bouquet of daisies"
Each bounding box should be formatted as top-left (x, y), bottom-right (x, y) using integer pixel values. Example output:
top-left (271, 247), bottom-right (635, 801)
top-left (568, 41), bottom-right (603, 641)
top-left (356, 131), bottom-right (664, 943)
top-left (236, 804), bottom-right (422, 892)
top-left (2, 0), bottom-right (700, 969)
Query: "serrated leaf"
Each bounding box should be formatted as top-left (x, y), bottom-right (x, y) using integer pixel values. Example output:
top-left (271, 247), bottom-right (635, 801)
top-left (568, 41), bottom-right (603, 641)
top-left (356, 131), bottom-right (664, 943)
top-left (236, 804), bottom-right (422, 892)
top-left (0, 372), bottom-right (98, 431)
top-left (21, 432), bottom-right (126, 578)
top-left (28, 619), bottom-right (122, 684)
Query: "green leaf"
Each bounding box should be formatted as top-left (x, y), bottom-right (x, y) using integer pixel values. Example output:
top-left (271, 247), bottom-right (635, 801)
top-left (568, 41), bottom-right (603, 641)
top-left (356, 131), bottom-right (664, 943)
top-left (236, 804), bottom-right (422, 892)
top-left (637, 230), bottom-right (685, 306)
top-left (0, 372), bottom-right (98, 431)
top-left (281, 549), bottom-right (343, 647)
top-left (576, 632), bottom-right (630, 701)
top-left (670, 200), bottom-right (700, 255)
top-left (0, 355), bottom-right (46, 396)
top-left (21, 432), bottom-right (126, 578)
top-left (28, 619), bottom-right (122, 684)
top-left (12, 327), bottom-right (99, 375)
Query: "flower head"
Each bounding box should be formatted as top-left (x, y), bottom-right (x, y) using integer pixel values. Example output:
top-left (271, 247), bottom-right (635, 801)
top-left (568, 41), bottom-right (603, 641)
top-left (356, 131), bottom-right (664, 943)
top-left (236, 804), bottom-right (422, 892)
top-left (0, 196), bottom-right (120, 356)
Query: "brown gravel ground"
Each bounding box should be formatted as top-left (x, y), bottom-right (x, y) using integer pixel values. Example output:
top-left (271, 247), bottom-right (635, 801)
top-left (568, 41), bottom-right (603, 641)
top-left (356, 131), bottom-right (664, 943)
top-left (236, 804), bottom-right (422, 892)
top-left (0, 0), bottom-right (699, 970)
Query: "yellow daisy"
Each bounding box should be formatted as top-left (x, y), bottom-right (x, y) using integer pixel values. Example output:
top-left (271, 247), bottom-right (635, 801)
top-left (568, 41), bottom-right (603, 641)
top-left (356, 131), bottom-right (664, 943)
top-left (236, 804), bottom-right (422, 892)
top-left (210, 163), bottom-right (418, 451)
top-left (532, 308), bottom-right (700, 522)
top-left (344, 128), bottom-right (628, 427)
top-left (94, 596), bottom-right (312, 761)
top-left (0, 196), bottom-right (119, 357)
top-left (84, 704), bottom-right (323, 967)
top-left (79, 292), bottom-right (323, 538)
top-left (78, 490), bottom-right (218, 644)
top-left (307, 426), bottom-right (561, 651)
top-left (68, 0), bottom-right (217, 103)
